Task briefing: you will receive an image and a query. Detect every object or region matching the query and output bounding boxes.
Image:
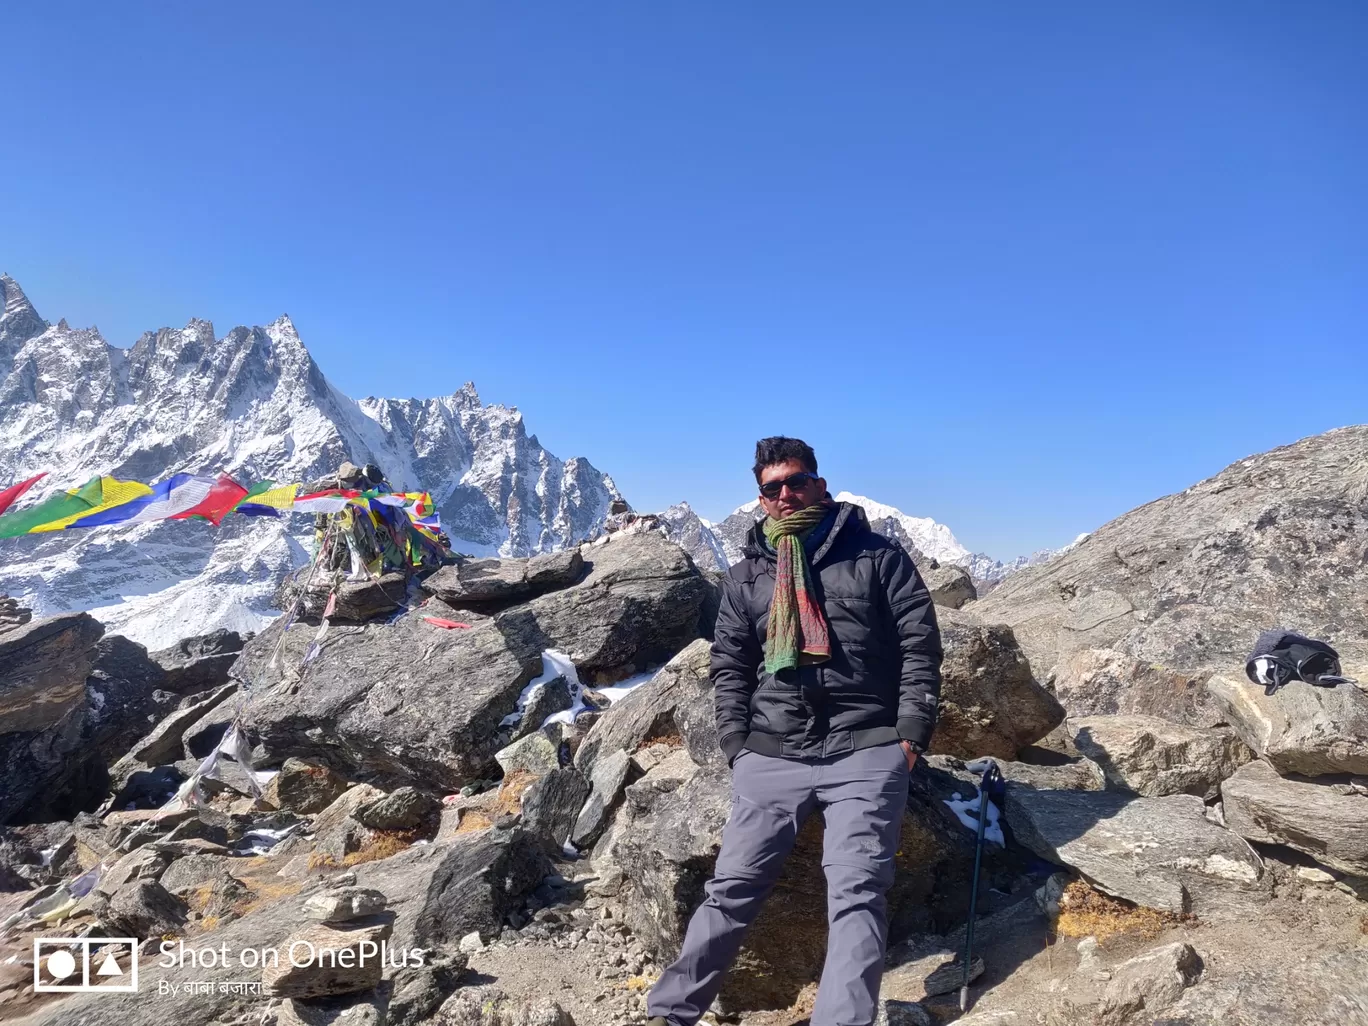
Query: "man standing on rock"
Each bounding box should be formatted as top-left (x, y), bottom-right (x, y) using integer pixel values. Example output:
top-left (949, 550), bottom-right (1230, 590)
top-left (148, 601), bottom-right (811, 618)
top-left (647, 436), bottom-right (943, 1026)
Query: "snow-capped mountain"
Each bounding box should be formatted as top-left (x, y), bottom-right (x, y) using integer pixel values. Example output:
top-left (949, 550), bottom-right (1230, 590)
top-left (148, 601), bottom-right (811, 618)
top-left (657, 501), bottom-right (729, 572)
top-left (831, 492), bottom-right (969, 564)
top-left (0, 275), bottom-right (621, 648)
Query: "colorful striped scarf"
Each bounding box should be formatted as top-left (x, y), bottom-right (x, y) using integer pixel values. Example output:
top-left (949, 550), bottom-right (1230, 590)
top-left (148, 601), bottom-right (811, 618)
top-left (762, 500), bottom-right (834, 674)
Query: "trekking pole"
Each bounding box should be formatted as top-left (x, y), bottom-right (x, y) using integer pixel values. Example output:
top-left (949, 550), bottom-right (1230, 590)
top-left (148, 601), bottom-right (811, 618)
top-left (960, 759), bottom-right (1001, 1013)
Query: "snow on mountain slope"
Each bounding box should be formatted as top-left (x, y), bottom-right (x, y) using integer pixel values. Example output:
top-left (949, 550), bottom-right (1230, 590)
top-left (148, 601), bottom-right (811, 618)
top-left (0, 274), bottom-right (621, 648)
top-left (832, 492), bottom-right (970, 564)
top-left (657, 501), bottom-right (729, 572)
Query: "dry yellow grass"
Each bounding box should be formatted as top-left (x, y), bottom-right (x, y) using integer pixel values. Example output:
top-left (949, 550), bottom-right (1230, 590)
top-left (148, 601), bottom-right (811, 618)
top-left (456, 810), bottom-right (495, 834)
top-left (308, 827), bottom-right (422, 869)
top-left (494, 769), bottom-right (539, 816)
top-left (1053, 879), bottom-right (1190, 944)
top-left (183, 881), bottom-right (217, 914)
top-left (637, 732), bottom-right (684, 750)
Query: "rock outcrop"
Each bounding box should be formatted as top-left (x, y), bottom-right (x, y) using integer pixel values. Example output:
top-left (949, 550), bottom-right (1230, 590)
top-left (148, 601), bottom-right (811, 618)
top-left (970, 427), bottom-right (1368, 721)
top-left (1069, 714), bottom-right (1252, 798)
top-left (1220, 759), bottom-right (1368, 877)
top-left (929, 613), bottom-right (1065, 759)
top-left (149, 629), bottom-right (246, 695)
top-left (236, 533), bottom-right (708, 791)
top-left (1004, 786), bottom-right (1269, 919)
top-left (921, 562), bottom-right (976, 609)
top-left (423, 550), bottom-right (585, 609)
top-left (0, 616), bottom-right (183, 824)
top-left (1207, 674), bottom-right (1368, 777)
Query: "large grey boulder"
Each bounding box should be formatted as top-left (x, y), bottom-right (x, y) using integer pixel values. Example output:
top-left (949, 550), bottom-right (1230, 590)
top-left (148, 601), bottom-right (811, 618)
top-left (1004, 786), bottom-right (1269, 919)
top-left (571, 747), bottom-right (631, 847)
top-left (928, 613), bottom-right (1065, 759)
top-left (1208, 674), bottom-right (1368, 777)
top-left (264, 757), bottom-right (352, 814)
top-left (574, 638), bottom-right (712, 776)
top-left (149, 628), bottom-right (245, 695)
top-left (0, 611), bottom-right (104, 735)
top-left (1069, 714), bottom-right (1252, 798)
top-left (492, 533), bottom-right (710, 676)
top-left (1050, 647), bottom-right (1223, 727)
top-left (520, 768), bottom-right (591, 850)
top-left (237, 534), bottom-right (707, 791)
top-left (0, 612), bottom-right (105, 824)
top-left (921, 562), bottom-right (976, 609)
top-left (1221, 759), bottom-right (1368, 877)
top-left (279, 571), bottom-right (409, 622)
top-left (423, 548), bottom-right (584, 607)
top-left (604, 760), bottom-right (997, 1013)
top-left (969, 427), bottom-right (1368, 719)
top-left (2, 622), bottom-right (175, 824)
top-left (350, 824), bottom-right (550, 949)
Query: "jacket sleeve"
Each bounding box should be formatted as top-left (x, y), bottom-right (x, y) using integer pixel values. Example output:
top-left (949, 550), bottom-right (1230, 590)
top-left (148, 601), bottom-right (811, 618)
top-left (711, 571), bottom-right (760, 765)
top-left (879, 543), bottom-right (944, 752)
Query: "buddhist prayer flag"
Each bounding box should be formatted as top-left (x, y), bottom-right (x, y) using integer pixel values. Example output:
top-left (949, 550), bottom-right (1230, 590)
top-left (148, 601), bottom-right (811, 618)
top-left (0, 468), bottom-right (446, 577)
top-left (293, 489), bottom-right (360, 514)
top-left (0, 472), bottom-right (47, 518)
top-left (67, 473), bottom-right (216, 528)
top-left (0, 476), bottom-right (153, 538)
top-left (169, 475), bottom-right (249, 525)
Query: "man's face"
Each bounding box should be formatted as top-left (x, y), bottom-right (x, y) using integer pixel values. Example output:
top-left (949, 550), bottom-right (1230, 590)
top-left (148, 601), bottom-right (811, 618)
top-left (757, 459), bottom-right (827, 520)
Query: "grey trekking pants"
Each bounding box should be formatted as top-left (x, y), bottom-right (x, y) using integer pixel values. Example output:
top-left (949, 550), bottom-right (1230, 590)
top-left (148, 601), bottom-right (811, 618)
top-left (648, 741), bottom-right (910, 1026)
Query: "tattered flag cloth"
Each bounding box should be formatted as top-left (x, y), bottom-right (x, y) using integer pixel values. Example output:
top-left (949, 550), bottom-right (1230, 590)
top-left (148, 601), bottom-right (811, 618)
top-left (0, 472), bottom-right (441, 548)
top-left (1246, 628), bottom-right (1358, 696)
top-left (0, 472), bottom-right (46, 518)
top-left (169, 474), bottom-right (250, 525)
top-left (236, 482), bottom-right (299, 517)
top-left (0, 475), bottom-right (152, 538)
top-left (67, 473), bottom-right (216, 528)
top-left (293, 489), bottom-right (362, 514)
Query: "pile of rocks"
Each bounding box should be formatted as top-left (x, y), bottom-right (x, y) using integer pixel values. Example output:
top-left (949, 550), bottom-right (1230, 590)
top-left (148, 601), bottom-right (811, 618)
top-left (0, 593), bottom-right (31, 632)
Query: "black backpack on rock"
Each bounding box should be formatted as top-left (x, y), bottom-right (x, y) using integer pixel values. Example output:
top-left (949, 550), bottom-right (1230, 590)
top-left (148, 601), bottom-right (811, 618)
top-left (1245, 628), bottom-right (1357, 696)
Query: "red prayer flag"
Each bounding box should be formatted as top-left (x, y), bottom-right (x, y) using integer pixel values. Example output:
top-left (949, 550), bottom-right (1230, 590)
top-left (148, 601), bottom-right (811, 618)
top-left (169, 474), bottom-right (248, 526)
top-left (0, 472), bottom-right (47, 518)
top-left (423, 616), bottom-right (472, 629)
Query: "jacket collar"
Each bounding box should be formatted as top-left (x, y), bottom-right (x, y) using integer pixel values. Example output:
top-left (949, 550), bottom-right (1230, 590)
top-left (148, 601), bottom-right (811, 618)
top-left (741, 499), bottom-right (868, 565)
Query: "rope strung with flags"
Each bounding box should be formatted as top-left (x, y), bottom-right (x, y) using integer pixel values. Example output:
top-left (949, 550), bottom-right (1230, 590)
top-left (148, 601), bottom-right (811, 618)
top-left (0, 471), bottom-right (443, 548)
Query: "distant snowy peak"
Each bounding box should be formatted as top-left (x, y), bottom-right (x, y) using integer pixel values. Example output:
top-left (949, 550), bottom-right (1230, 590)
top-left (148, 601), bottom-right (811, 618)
top-left (833, 492), bottom-right (970, 564)
top-left (964, 532), bottom-right (1089, 587)
top-left (658, 490), bottom-right (1078, 590)
top-left (658, 501), bottom-right (729, 572)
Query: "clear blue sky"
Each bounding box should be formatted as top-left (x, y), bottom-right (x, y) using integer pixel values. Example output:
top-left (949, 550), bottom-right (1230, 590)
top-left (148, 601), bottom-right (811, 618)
top-left (5, 3), bottom-right (1365, 559)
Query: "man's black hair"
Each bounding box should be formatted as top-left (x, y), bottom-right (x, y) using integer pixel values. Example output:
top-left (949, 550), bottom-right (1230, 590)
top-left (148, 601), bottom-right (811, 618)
top-left (753, 437), bottom-right (818, 482)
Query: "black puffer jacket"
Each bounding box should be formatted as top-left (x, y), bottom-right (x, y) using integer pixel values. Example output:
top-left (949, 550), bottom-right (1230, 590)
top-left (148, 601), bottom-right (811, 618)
top-left (712, 500), bottom-right (943, 763)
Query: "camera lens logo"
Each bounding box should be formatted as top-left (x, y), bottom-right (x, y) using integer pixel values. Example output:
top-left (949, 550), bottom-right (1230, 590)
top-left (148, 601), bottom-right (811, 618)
top-left (34, 938), bottom-right (139, 993)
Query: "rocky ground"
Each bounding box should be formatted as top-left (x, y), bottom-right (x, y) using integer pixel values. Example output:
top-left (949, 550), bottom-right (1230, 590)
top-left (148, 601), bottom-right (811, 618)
top-left (3, 427), bottom-right (1368, 1026)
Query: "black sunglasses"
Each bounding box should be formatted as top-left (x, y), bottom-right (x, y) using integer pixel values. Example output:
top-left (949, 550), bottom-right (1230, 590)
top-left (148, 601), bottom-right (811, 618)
top-left (759, 472), bottom-right (819, 499)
